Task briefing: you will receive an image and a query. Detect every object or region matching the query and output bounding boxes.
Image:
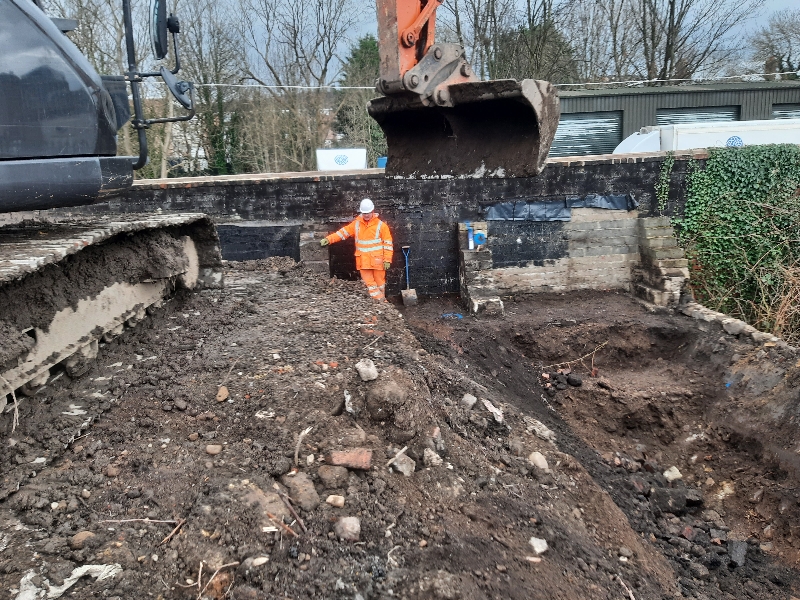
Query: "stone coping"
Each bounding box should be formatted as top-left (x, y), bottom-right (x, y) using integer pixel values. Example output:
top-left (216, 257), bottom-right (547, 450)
top-left (679, 300), bottom-right (797, 353)
top-left (131, 150), bottom-right (708, 191)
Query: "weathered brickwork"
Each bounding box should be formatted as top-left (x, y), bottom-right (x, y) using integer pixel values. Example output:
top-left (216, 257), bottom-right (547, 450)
top-left (42, 151), bottom-right (701, 297)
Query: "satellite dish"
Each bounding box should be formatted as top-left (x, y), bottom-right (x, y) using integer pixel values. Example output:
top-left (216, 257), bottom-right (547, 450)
top-left (160, 66), bottom-right (193, 110)
top-left (150, 0), bottom-right (169, 60)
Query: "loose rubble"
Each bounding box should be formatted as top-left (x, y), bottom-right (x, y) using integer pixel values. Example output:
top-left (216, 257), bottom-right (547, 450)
top-left (0, 260), bottom-right (798, 599)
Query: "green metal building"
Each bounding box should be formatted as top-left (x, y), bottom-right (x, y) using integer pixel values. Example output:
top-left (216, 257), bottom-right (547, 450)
top-left (551, 81), bottom-right (800, 157)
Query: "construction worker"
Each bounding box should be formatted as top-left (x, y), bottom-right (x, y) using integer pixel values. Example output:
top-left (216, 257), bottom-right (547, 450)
top-left (321, 198), bottom-right (393, 301)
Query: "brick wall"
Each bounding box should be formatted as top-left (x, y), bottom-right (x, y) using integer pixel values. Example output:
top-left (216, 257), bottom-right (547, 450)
top-left (32, 151), bottom-right (703, 297)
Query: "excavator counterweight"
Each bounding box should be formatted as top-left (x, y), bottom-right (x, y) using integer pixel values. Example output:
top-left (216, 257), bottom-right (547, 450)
top-left (370, 0), bottom-right (561, 178)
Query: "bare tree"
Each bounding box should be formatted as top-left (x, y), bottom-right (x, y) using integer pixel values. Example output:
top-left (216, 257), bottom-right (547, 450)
top-left (240, 0), bottom-right (358, 171)
top-left (179, 0), bottom-right (245, 174)
top-left (750, 9), bottom-right (800, 77)
top-left (632, 0), bottom-right (764, 81)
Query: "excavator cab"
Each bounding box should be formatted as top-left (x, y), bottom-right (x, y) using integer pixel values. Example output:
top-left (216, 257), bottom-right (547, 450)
top-left (368, 0), bottom-right (560, 178)
top-left (0, 0), bottom-right (194, 212)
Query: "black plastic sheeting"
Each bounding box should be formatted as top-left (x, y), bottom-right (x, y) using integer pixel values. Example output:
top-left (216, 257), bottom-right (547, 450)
top-left (485, 193), bottom-right (638, 221)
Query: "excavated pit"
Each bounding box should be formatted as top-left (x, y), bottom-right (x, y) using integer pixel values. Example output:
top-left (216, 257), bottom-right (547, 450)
top-left (404, 292), bottom-right (800, 599)
top-left (0, 261), bottom-right (798, 599)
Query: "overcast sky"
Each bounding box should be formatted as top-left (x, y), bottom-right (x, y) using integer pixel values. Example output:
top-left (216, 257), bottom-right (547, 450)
top-left (751, 0), bottom-right (795, 27)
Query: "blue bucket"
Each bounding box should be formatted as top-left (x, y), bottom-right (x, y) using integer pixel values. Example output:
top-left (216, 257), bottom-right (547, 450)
top-left (376, 156), bottom-right (388, 168)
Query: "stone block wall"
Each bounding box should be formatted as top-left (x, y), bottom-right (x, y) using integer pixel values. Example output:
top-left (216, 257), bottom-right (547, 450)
top-left (632, 217), bottom-right (690, 306)
top-left (459, 211), bottom-right (689, 313)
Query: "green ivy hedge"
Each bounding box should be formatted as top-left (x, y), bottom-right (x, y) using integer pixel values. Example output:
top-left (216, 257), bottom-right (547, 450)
top-left (675, 144), bottom-right (800, 343)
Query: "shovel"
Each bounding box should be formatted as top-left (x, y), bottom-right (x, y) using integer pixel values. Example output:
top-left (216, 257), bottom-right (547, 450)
top-left (400, 246), bottom-right (418, 306)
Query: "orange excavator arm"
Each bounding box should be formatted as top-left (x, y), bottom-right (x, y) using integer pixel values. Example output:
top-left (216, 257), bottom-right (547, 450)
top-left (375, 0), bottom-right (474, 100)
top-left (369, 0), bottom-right (561, 178)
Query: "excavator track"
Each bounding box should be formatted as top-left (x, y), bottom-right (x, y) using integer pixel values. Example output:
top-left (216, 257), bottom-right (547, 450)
top-left (0, 214), bottom-right (222, 405)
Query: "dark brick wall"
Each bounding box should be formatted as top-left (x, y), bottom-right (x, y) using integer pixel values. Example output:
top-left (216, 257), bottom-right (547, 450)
top-left (216, 224), bottom-right (300, 262)
top-left (63, 152), bottom-right (699, 297)
top-left (487, 221), bottom-right (568, 268)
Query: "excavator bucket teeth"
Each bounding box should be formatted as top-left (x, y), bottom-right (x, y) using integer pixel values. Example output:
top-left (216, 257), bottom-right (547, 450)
top-left (368, 79), bottom-right (560, 178)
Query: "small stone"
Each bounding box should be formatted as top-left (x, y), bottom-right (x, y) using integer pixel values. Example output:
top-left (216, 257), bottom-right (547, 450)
top-left (685, 488), bottom-right (703, 506)
top-left (650, 487), bottom-right (687, 515)
top-left (722, 319), bottom-right (746, 336)
top-left (391, 454), bottom-right (416, 476)
top-left (681, 526), bottom-right (696, 541)
top-left (174, 399), bottom-right (188, 411)
top-left (69, 531), bottom-right (95, 550)
top-left (355, 359), bottom-right (378, 382)
top-left (281, 472), bottom-right (321, 511)
top-left (566, 373), bottom-right (582, 387)
top-left (326, 495), bottom-right (345, 508)
top-left (206, 444), bottom-right (223, 455)
top-left (619, 547), bottom-right (633, 558)
top-left (689, 562), bottom-right (710, 580)
top-left (81, 489), bottom-right (91, 499)
top-left (495, 564), bottom-right (507, 573)
top-left (704, 477), bottom-right (715, 487)
top-left (750, 488), bottom-right (764, 503)
top-left (126, 488), bottom-right (142, 499)
top-left (419, 539), bottom-right (428, 548)
top-left (326, 449), bottom-right (372, 470)
top-left (334, 517), bottom-right (361, 541)
top-left (204, 461), bottom-right (213, 469)
top-left (152, 554), bottom-right (159, 562)
top-left (508, 438), bottom-right (525, 456)
top-left (642, 459), bottom-right (659, 473)
top-left (460, 393), bottom-right (478, 410)
top-left (423, 448), bottom-right (443, 467)
top-left (188, 433), bottom-right (199, 441)
top-left (663, 466), bottom-right (682, 482)
top-left (728, 540), bottom-right (747, 567)
top-left (106, 465), bottom-right (120, 477)
top-left (527, 451), bottom-right (549, 472)
top-left (529, 537), bottom-right (548, 555)
top-left (759, 542), bottom-right (774, 552)
top-left (216, 386), bottom-right (229, 402)
top-left (251, 556), bottom-right (269, 566)
top-left (317, 465), bottom-right (349, 489)
top-left (709, 529), bottom-right (727, 542)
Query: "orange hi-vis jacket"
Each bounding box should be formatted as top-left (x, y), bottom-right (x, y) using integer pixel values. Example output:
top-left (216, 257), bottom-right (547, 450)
top-left (326, 214), bottom-right (393, 270)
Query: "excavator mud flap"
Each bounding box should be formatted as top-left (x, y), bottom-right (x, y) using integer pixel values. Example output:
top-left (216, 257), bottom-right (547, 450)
top-left (368, 79), bottom-right (560, 178)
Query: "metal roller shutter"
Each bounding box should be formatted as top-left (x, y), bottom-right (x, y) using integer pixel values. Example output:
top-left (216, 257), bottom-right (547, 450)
top-left (549, 111), bottom-right (623, 157)
top-left (773, 104), bottom-right (800, 119)
top-left (657, 106), bottom-right (740, 125)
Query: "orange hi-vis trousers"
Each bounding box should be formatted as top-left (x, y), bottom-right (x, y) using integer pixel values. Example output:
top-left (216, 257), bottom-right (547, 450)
top-left (359, 269), bottom-right (386, 300)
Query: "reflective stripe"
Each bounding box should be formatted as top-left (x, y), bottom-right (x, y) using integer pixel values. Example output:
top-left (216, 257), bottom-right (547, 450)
top-left (337, 231), bottom-right (346, 241)
top-left (357, 239), bottom-right (382, 245)
top-left (357, 246), bottom-right (384, 253)
top-left (382, 245), bottom-right (392, 250)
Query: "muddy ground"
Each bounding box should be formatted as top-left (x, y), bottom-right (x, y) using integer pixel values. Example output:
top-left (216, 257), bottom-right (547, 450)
top-left (1, 260), bottom-right (800, 599)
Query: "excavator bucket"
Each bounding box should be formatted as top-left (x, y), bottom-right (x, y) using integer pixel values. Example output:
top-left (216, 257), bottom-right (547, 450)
top-left (368, 79), bottom-right (560, 178)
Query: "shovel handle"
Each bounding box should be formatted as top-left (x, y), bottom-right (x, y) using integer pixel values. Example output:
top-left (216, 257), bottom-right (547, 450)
top-left (401, 246), bottom-right (411, 290)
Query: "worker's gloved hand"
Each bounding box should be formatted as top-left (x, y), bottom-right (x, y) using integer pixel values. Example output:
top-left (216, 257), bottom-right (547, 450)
top-left (384, 261), bottom-right (391, 270)
top-left (320, 238), bottom-right (330, 247)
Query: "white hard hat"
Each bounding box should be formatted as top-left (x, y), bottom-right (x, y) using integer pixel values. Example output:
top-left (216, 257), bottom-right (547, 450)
top-left (359, 198), bottom-right (375, 213)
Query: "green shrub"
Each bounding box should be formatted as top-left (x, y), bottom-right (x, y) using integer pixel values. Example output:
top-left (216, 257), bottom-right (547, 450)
top-left (675, 144), bottom-right (800, 343)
